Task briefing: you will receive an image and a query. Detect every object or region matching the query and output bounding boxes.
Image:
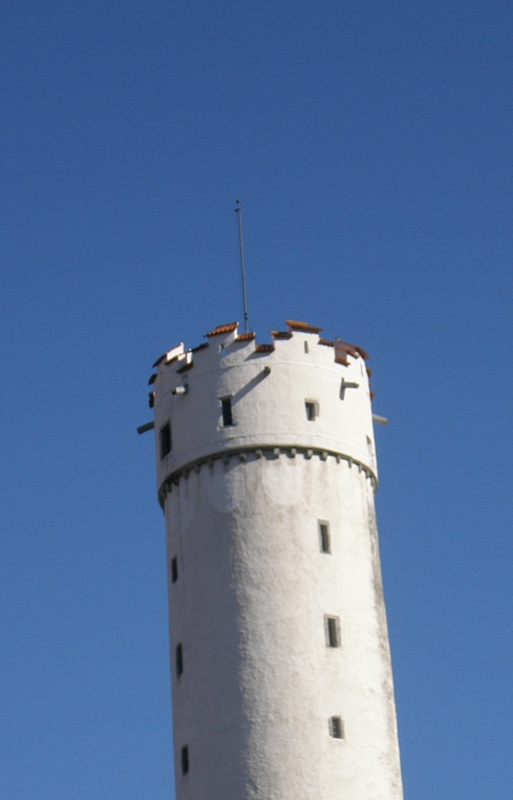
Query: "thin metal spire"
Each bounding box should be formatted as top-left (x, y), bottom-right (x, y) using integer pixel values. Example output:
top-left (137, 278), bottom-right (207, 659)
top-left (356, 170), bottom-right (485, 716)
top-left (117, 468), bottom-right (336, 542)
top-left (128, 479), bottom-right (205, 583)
top-left (235, 198), bottom-right (250, 333)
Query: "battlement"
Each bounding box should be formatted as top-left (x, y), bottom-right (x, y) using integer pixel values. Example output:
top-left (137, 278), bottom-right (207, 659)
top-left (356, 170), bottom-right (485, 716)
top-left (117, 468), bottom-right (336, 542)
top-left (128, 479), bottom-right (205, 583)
top-left (150, 319), bottom-right (378, 503)
top-left (150, 319), bottom-right (371, 386)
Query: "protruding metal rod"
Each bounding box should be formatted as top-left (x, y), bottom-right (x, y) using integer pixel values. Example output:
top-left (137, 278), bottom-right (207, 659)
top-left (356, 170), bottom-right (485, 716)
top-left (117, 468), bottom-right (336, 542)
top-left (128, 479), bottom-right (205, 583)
top-left (137, 421), bottom-right (155, 434)
top-left (235, 198), bottom-right (250, 333)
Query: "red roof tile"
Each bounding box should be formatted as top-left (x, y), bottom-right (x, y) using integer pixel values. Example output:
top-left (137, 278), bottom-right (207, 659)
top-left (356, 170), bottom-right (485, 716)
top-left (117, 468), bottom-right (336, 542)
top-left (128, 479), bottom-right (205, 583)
top-left (271, 330), bottom-right (293, 340)
top-left (355, 345), bottom-right (370, 360)
top-left (286, 319), bottom-right (323, 334)
top-left (205, 322), bottom-right (238, 337)
top-left (334, 339), bottom-right (370, 365)
top-left (255, 343), bottom-right (274, 353)
top-left (318, 338), bottom-right (335, 347)
top-left (236, 332), bottom-right (256, 341)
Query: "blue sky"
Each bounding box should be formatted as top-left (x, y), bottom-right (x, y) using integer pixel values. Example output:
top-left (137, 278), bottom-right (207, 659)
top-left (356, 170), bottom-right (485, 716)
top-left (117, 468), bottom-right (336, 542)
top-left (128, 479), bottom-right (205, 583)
top-left (1, 2), bottom-right (512, 798)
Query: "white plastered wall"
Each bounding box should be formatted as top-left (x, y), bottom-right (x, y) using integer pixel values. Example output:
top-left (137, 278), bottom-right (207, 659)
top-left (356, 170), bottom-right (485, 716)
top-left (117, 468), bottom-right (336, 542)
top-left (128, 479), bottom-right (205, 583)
top-left (153, 323), bottom-right (403, 800)
top-left (154, 326), bottom-right (377, 492)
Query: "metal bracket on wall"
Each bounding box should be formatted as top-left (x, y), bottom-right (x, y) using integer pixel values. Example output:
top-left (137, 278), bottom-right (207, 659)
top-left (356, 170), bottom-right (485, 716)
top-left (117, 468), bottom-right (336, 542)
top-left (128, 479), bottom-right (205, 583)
top-left (137, 421), bottom-right (155, 434)
top-left (340, 378), bottom-right (359, 400)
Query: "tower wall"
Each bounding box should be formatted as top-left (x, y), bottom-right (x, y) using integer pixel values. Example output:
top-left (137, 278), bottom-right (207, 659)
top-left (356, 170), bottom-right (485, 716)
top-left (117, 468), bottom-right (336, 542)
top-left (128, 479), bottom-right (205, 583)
top-left (151, 321), bottom-right (403, 800)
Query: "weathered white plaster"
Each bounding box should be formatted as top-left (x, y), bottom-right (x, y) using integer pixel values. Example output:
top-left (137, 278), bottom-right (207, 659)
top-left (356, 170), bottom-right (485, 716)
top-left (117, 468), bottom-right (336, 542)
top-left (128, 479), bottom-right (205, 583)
top-left (152, 322), bottom-right (403, 800)
top-left (154, 326), bottom-right (377, 494)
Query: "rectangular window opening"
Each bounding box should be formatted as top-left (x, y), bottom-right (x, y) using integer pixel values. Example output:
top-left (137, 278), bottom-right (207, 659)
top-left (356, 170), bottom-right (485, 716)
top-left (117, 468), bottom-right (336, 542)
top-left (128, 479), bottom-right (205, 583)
top-left (326, 616), bottom-right (341, 648)
top-left (330, 716), bottom-right (344, 739)
top-left (304, 341), bottom-right (309, 353)
top-left (171, 556), bottom-right (178, 583)
top-left (221, 397), bottom-right (233, 427)
top-left (181, 744), bottom-right (189, 775)
top-left (319, 522), bottom-right (331, 553)
top-left (160, 422), bottom-right (172, 459)
top-left (176, 643), bottom-right (183, 676)
top-left (305, 401), bottom-right (317, 421)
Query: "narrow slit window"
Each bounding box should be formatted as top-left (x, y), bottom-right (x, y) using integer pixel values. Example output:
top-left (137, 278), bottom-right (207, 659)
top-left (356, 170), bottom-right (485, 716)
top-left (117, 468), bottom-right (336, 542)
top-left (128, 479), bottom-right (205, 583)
top-left (181, 745), bottom-right (189, 775)
top-left (366, 435), bottom-right (375, 458)
top-left (160, 422), bottom-right (171, 459)
top-left (305, 401), bottom-right (317, 421)
top-left (176, 643), bottom-right (183, 676)
top-left (221, 397), bottom-right (233, 427)
top-left (304, 341), bottom-right (309, 353)
top-left (330, 716), bottom-right (344, 739)
top-left (171, 556), bottom-right (178, 583)
top-left (319, 522), bottom-right (331, 553)
top-left (326, 616), bottom-right (341, 648)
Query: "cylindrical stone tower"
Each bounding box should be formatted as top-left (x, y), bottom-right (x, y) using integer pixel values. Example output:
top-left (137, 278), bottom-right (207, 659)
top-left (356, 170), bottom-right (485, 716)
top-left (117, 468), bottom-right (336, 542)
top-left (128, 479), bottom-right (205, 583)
top-left (149, 319), bottom-right (403, 800)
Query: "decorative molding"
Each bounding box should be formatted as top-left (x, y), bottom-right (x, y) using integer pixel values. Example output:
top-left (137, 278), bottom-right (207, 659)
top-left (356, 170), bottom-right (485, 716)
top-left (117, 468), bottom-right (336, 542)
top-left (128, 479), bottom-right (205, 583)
top-left (158, 445), bottom-right (378, 507)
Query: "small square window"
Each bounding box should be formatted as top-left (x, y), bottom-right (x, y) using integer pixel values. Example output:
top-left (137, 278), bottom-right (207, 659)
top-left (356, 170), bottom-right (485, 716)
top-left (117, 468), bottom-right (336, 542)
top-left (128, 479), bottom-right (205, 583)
top-left (305, 401), bottom-right (317, 421)
top-left (160, 422), bottom-right (171, 459)
top-left (325, 615), bottom-right (341, 648)
top-left (319, 522), bottom-right (331, 553)
top-left (171, 556), bottom-right (178, 583)
top-left (330, 716), bottom-right (344, 739)
top-left (221, 397), bottom-right (233, 427)
top-left (181, 745), bottom-right (189, 775)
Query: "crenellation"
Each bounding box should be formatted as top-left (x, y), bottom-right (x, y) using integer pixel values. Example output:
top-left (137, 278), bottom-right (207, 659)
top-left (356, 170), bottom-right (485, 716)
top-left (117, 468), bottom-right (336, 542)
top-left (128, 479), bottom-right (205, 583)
top-left (153, 320), bottom-right (376, 497)
top-left (154, 320), bottom-right (371, 381)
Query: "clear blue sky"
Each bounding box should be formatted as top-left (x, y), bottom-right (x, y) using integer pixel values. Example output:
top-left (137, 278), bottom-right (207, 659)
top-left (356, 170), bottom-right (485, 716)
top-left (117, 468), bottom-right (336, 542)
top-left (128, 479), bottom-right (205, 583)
top-left (1, 2), bottom-right (512, 798)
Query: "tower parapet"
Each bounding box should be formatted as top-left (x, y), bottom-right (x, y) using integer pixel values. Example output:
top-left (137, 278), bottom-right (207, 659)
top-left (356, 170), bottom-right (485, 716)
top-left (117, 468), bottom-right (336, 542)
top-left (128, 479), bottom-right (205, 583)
top-left (152, 319), bottom-right (378, 508)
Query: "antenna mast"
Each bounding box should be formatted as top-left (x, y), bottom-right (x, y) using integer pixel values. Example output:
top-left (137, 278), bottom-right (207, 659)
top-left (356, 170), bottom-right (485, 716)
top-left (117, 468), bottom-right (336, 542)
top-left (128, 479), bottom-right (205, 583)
top-left (235, 198), bottom-right (250, 333)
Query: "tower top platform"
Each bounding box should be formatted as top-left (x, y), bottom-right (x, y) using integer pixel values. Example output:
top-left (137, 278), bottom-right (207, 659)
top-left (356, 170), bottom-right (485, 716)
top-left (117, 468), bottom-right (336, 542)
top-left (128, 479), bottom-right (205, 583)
top-left (151, 319), bottom-right (378, 505)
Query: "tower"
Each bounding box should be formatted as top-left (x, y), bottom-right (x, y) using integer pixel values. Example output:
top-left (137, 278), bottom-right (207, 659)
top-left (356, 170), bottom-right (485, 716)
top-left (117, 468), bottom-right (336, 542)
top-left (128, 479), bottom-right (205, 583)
top-left (148, 319), bottom-right (403, 800)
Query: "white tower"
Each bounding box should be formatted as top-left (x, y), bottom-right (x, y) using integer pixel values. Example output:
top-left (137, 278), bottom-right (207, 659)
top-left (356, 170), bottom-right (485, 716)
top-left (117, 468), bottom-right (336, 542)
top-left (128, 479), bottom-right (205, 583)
top-left (149, 319), bottom-right (403, 800)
